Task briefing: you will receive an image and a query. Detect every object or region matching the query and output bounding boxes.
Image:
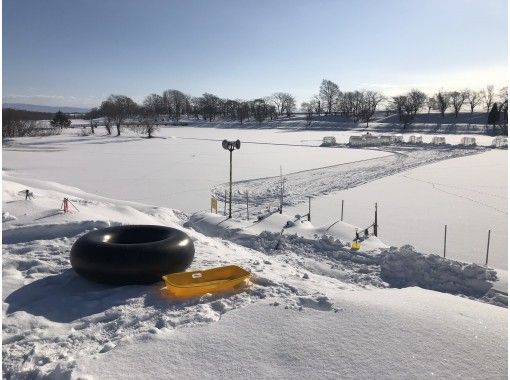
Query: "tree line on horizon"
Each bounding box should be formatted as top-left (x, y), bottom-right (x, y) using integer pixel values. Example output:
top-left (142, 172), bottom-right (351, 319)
top-left (83, 79), bottom-right (507, 137)
top-left (3, 79), bottom-right (507, 138)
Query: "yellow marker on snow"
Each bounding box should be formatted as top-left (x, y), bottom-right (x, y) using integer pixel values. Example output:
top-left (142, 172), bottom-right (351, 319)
top-left (351, 241), bottom-right (361, 250)
top-left (210, 197), bottom-right (218, 213)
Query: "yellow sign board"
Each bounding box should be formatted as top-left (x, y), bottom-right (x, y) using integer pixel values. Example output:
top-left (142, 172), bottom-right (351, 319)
top-left (210, 197), bottom-right (218, 213)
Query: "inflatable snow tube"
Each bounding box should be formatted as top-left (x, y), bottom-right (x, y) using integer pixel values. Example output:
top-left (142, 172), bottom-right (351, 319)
top-left (70, 225), bottom-right (194, 285)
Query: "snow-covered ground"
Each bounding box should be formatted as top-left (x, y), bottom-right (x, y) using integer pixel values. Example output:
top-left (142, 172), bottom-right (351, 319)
top-left (2, 177), bottom-right (507, 378)
top-left (5, 127), bottom-right (505, 269)
top-left (73, 289), bottom-right (506, 380)
top-left (2, 126), bottom-right (508, 378)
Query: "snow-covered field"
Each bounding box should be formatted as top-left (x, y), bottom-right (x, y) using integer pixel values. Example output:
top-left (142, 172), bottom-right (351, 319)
top-left (285, 150), bottom-right (508, 270)
top-left (2, 126), bottom-right (508, 378)
top-left (2, 128), bottom-right (389, 212)
top-left (5, 126), bottom-right (504, 269)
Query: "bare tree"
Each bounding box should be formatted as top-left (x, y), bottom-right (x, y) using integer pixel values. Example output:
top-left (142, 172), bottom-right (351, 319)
top-left (498, 86), bottom-right (508, 111)
top-left (137, 109), bottom-right (159, 138)
top-left (408, 89), bottom-right (427, 115)
top-left (319, 79), bottom-right (340, 115)
top-left (498, 87), bottom-right (508, 134)
top-left (270, 92), bottom-right (287, 116)
top-left (426, 97), bottom-right (437, 113)
top-left (300, 102), bottom-right (314, 124)
top-left (466, 90), bottom-right (481, 113)
top-left (236, 101), bottom-right (250, 124)
top-left (104, 94), bottom-right (137, 136)
top-left (450, 90), bottom-right (468, 118)
top-left (143, 93), bottom-right (165, 116)
top-left (282, 93), bottom-right (296, 117)
top-left (436, 91), bottom-right (450, 117)
top-left (358, 90), bottom-right (384, 127)
top-left (482, 85), bottom-right (495, 113)
top-left (162, 89), bottom-right (187, 123)
top-left (392, 95), bottom-right (414, 128)
top-left (310, 95), bottom-right (323, 115)
top-left (200, 93), bottom-right (221, 121)
top-left (99, 99), bottom-right (115, 135)
top-left (85, 107), bottom-right (100, 134)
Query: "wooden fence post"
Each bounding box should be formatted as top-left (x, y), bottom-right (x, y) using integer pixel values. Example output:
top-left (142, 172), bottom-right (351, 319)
top-left (485, 230), bottom-right (491, 266)
top-left (443, 225), bottom-right (447, 258)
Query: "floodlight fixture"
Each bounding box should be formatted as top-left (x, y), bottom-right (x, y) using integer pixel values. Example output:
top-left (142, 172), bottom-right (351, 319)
top-left (222, 139), bottom-right (241, 151)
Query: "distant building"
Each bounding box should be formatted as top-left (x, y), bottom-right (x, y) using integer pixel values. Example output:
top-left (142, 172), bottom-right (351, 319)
top-left (349, 133), bottom-right (399, 147)
top-left (379, 135), bottom-right (392, 145)
top-left (460, 137), bottom-right (476, 146)
top-left (408, 135), bottom-right (423, 144)
top-left (349, 136), bottom-right (364, 146)
top-left (364, 133), bottom-right (379, 145)
top-left (431, 136), bottom-right (446, 145)
top-left (492, 136), bottom-right (507, 148)
top-left (321, 136), bottom-right (336, 146)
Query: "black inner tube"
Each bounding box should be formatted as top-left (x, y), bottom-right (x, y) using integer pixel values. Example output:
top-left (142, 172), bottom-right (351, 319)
top-left (71, 225), bottom-right (195, 285)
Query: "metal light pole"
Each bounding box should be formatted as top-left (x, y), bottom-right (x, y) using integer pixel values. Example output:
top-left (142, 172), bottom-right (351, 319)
top-left (222, 139), bottom-right (241, 218)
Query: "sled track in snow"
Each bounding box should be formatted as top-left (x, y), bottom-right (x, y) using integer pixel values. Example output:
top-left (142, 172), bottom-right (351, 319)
top-left (212, 146), bottom-right (486, 213)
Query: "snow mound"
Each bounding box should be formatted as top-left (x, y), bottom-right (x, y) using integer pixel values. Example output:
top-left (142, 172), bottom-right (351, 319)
top-left (187, 211), bottom-right (387, 252)
top-left (380, 246), bottom-right (505, 305)
top-left (2, 211), bottom-right (17, 222)
top-left (188, 212), bottom-right (504, 305)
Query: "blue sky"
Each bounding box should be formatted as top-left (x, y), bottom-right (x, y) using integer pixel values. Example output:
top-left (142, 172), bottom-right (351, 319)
top-left (3, 0), bottom-right (508, 108)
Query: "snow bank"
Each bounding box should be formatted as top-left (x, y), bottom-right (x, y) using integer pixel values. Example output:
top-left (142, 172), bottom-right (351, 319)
top-left (186, 211), bottom-right (387, 253)
top-left (380, 246), bottom-right (503, 304)
top-left (188, 212), bottom-right (505, 305)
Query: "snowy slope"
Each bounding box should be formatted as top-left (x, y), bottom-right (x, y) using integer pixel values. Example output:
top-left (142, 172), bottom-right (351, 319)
top-left (74, 289), bottom-right (507, 380)
top-left (2, 177), bottom-right (507, 379)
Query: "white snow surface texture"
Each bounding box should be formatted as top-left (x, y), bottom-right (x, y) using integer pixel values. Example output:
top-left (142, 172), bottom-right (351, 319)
top-left (2, 176), bottom-right (507, 379)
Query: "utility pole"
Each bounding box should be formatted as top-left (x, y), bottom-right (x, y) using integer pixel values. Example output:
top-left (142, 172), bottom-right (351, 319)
top-left (341, 200), bottom-right (344, 221)
top-left (229, 148), bottom-right (233, 218)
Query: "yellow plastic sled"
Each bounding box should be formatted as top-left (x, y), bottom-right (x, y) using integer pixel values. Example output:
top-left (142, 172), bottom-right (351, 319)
top-left (351, 241), bottom-right (361, 250)
top-left (162, 265), bottom-right (251, 299)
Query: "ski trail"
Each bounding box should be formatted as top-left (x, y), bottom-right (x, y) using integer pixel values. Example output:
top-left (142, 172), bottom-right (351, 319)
top-left (212, 147), bottom-right (486, 215)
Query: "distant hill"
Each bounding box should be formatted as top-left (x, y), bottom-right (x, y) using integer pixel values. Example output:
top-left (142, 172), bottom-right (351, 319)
top-left (3, 108), bottom-right (55, 121)
top-left (2, 103), bottom-right (90, 113)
